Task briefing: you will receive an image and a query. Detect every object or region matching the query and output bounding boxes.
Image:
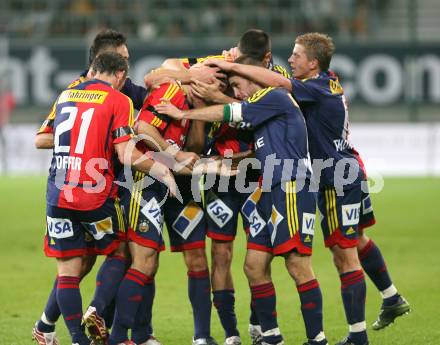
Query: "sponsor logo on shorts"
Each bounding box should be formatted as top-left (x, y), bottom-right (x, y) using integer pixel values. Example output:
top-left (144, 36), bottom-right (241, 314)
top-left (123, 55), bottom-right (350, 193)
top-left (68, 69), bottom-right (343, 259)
top-left (249, 209), bottom-right (266, 238)
top-left (362, 195), bottom-right (373, 215)
top-left (82, 217), bottom-right (114, 241)
top-left (269, 206), bottom-right (284, 245)
top-left (172, 201), bottom-right (203, 240)
top-left (207, 199), bottom-right (233, 228)
top-left (342, 203), bottom-right (361, 226)
top-left (141, 197), bottom-right (163, 233)
top-left (302, 213), bottom-right (316, 236)
top-left (47, 216), bottom-right (74, 239)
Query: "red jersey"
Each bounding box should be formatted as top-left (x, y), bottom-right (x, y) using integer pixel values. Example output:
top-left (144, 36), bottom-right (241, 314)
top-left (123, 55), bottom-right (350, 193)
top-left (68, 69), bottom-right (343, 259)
top-left (137, 82), bottom-right (190, 151)
top-left (46, 79), bottom-right (134, 210)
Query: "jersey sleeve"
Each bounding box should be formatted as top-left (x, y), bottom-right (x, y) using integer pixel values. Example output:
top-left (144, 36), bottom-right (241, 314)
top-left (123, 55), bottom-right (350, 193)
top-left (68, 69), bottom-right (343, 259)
top-left (137, 83), bottom-right (185, 131)
top-left (121, 77), bottom-right (148, 110)
top-left (112, 95), bottom-right (135, 144)
top-left (225, 88), bottom-right (291, 128)
top-left (37, 101), bottom-right (57, 134)
top-left (290, 78), bottom-right (318, 103)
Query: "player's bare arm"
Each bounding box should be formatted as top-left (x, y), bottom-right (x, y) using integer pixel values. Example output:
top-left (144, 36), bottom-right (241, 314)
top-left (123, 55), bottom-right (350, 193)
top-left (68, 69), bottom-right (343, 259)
top-left (35, 133), bottom-right (54, 149)
top-left (206, 58), bottom-right (292, 91)
top-left (155, 102), bottom-right (225, 122)
top-left (136, 119), bottom-right (199, 170)
top-left (114, 140), bottom-right (177, 197)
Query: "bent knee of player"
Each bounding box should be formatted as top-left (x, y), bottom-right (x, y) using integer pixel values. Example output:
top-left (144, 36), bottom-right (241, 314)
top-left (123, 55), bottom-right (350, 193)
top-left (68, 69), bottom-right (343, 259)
top-left (331, 245), bottom-right (360, 274)
top-left (184, 248), bottom-right (208, 272)
top-left (244, 259), bottom-right (267, 284)
top-left (57, 256), bottom-right (83, 277)
top-left (284, 252), bottom-right (314, 285)
top-left (211, 241), bottom-right (233, 268)
top-left (129, 243), bottom-right (159, 276)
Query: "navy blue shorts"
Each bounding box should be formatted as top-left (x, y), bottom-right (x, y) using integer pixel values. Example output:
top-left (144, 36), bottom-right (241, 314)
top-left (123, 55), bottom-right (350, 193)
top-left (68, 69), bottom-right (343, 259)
top-left (205, 175), bottom-right (260, 241)
top-left (318, 181), bottom-right (375, 248)
top-left (247, 180), bottom-right (317, 256)
top-left (120, 171), bottom-right (166, 252)
top-left (44, 198), bottom-right (125, 258)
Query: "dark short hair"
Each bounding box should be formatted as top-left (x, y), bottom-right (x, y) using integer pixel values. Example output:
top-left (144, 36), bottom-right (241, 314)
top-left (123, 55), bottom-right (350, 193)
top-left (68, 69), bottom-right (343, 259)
top-left (295, 32), bottom-right (335, 71)
top-left (238, 29), bottom-right (271, 61)
top-left (91, 52), bottom-right (128, 75)
top-left (88, 29), bottom-right (127, 66)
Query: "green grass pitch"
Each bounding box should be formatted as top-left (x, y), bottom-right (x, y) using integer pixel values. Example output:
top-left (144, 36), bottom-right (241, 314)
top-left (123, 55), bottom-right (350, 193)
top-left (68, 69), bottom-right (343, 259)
top-left (0, 176), bottom-right (439, 344)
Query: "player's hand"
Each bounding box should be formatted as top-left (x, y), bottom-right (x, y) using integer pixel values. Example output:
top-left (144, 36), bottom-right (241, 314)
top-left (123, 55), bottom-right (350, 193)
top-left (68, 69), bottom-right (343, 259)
top-left (191, 79), bottom-right (226, 104)
top-left (189, 64), bottom-right (226, 84)
top-left (203, 58), bottom-right (234, 72)
top-left (175, 151), bottom-right (200, 170)
top-left (155, 101), bottom-right (184, 120)
top-left (222, 47), bottom-right (240, 61)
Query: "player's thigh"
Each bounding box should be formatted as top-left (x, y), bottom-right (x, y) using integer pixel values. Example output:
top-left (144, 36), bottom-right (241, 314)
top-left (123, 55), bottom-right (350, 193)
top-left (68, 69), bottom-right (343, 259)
top-left (269, 181), bottom-right (317, 256)
top-left (123, 179), bottom-right (166, 253)
top-left (317, 185), bottom-right (363, 249)
top-left (45, 204), bottom-right (88, 258)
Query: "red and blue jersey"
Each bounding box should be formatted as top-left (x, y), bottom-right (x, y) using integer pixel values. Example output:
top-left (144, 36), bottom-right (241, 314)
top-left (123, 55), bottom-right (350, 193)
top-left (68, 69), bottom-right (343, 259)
top-left (137, 82), bottom-right (191, 151)
top-left (228, 87), bottom-right (311, 187)
top-left (290, 71), bottom-right (364, 187)
top-left (46, 79), bottom-right (134, 211)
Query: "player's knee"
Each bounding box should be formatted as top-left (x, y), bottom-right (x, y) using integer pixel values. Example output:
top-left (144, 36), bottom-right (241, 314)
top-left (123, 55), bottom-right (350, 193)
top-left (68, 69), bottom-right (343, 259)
top-left (285, 252), bottom-right (314, 285)
top-left (244, 259), bottom-right (266, 284)
top-left (184, 248), bottom-right (208, 272)
top-left (331, 246), bottom-right (360, 274)
top-left (130, 245), bottom-right (159, 277)
top-left (211, 242), bottom-right (233, 269)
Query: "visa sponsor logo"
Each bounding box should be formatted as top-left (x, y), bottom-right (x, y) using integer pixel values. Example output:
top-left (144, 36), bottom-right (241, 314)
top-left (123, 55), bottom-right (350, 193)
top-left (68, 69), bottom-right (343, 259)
top-left (141, 197), bottom-right (163, 233)
top-left (47, 216), bottom-right (74, 239)
top-left (207, 199), bottom-right (233, 228)
top-left (342, 203), bottom-right (361, 226)
top-left (301, 213), bottom-right (316, 235)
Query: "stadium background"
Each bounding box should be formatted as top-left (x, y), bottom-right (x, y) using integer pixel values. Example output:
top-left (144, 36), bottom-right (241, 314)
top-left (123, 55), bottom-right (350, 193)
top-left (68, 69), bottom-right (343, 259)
top-left (0, 0), bottom-right (439, 344)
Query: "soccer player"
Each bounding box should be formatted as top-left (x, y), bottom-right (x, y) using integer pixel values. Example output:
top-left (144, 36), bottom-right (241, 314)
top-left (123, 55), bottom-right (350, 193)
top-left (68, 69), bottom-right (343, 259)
top-left (156, 55), bottom-right (329, 345)
top-left (145, 29), bottom-right (290, 345)
top-left (206, 33), bottom-right (410, 345)
top-left (36, 52), bottom-right (175, 345)
top-left (109, 79), bottom-right (223, 345)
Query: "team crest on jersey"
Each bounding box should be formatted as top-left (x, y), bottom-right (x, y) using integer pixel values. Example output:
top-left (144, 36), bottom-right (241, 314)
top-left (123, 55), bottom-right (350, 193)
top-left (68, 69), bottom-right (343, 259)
top-left (172, 201), bottom-right (203, 239)
top-left (342, 203), bottom-right (361, 226)
top-left (268, 206), bottom-right (284, 245)
top-left (140, 197), bottom-right (163, 233)
top-left (207, 199), bottom-right (233, 228)
top-left (301, 213), bottom-right (316, 235)
top-left (82, 217), bottom-right (114, 241)
top-left (47, 217), bottom-right (74, 239)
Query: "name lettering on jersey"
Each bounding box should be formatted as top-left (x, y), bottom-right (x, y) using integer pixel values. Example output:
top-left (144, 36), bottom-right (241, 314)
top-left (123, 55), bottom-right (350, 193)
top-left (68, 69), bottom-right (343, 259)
top-left (248, 87), bottom-right (275, 103)
top-left (254, 137), bottom-right (265, 150)
top-left (56, 156), bottom-right (82, 171)
top-left (207, 199), bottom-right (233, 228)
top-left (47, 216), bottom-right (74, 239)
top-left (58, 90), bottom-right (108, 104)
top-left (342, 203), bottom-right (361, 226)
top-left (329, 79), bottom-right (343, 95)
top-left (333, 139), bottom-right (353, 152)
top-left (301, 213), bottom-right (316, 235)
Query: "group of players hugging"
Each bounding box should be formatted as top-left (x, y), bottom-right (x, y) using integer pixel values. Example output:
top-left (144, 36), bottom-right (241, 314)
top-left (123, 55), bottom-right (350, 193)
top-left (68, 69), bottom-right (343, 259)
top-left (32, 28), bottom-right (410, 345)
